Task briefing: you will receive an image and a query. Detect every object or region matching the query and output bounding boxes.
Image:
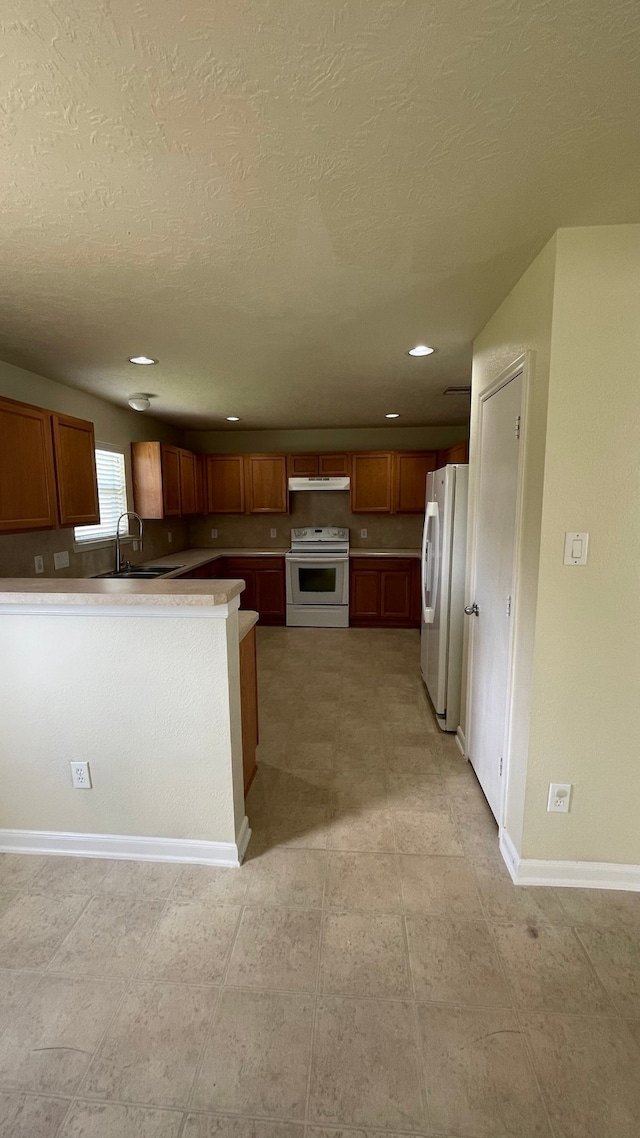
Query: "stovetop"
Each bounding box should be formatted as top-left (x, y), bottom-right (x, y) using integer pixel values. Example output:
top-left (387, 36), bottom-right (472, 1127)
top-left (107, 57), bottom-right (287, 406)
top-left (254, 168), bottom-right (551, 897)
top-left (288, 527), bottom-right (350, 555)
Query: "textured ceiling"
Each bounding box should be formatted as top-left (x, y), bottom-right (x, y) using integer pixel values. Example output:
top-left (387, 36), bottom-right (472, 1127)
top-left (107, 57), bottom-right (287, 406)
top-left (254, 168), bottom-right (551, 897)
top-left (0, 1), bottom-right (639, 429)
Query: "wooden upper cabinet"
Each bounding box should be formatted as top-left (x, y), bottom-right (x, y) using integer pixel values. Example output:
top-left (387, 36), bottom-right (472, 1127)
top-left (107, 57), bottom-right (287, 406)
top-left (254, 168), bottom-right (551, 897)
top-left (319, 453), bottom-right (350, 476)
top-left (437, 439), bottom-right (469, 467)
top-left (394, 451), bottom-right (436, 513)
top-left (131, 441), bottom-right (182, 518)
top-left (245, 455), bottom-right (289, 514)
top-left (288, 454), bottom-right (318, 476)
top-left (178, 449), bottom-right (197, 515)
top-left (194, 453), bottom-right (207, 514)
top-left (51, 413), bottom-right (99, 526)
top-left (0, 396), bottom-right (58, 532)
top-left (350, 453), bottom-right (393, 513)
top-left (207, 454), bottom-right (245, 513)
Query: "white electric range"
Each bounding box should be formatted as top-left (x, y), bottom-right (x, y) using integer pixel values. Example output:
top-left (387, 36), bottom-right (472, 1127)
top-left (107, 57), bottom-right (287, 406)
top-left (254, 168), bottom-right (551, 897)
top-left (285, 527), bottom-right (350, 627)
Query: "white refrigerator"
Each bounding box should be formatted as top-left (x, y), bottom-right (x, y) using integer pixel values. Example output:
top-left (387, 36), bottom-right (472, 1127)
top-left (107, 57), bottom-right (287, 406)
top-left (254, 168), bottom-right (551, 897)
top-left (420, 464), bottom-right (468, 732)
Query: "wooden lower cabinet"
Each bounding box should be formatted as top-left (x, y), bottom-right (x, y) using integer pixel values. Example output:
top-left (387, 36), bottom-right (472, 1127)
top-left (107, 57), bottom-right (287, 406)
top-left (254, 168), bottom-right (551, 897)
top-left (350, 558), bottom-right (420, 628)
top-left (224, 557), bottom-right (286, 625)
top-left (239, 625), bottom-right (259, 793)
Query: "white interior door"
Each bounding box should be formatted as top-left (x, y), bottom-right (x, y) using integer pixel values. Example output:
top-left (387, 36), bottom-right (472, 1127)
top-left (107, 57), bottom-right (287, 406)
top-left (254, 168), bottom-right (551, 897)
top-left (466, 370), bottom-right (522, 820)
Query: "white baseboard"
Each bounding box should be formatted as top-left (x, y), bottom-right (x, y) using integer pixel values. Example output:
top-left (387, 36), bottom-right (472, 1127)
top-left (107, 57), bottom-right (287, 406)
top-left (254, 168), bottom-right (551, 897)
top-left (0, 819), bottom-right (252, 869)
top-left (455, 726), bottom-right (466, 756)
top-left (499, 828), bottom-right (640, 891)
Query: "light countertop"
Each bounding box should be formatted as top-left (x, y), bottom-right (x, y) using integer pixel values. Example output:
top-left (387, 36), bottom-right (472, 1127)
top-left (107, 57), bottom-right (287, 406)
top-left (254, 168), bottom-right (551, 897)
top-left (0, 577), bottom-right (245, 607)
top-left (141, 548), bottom-right (288, 576)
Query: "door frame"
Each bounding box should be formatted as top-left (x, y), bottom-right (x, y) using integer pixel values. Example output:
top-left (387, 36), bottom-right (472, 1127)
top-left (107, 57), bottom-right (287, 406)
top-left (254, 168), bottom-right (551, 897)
top-left (465, 350), bottom-right (533, 827)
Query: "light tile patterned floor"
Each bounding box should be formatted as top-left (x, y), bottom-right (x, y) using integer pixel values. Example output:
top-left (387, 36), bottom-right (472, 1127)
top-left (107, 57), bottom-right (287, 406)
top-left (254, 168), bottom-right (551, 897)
top-left (0, 627), bottom-right (639, 1137)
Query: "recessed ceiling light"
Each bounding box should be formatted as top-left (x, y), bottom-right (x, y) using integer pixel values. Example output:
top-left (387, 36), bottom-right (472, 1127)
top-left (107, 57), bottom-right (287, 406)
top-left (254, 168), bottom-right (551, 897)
top-left (407, 344), bottom-right (435, 357)
top-left (129, 355), bottom-right (157, 365)
top-left (385, 413), bottom-right (400, 418)
top-left (225, 416), bottom-right (241, 422)
top-left (128, 394), bottom-right (151, 412)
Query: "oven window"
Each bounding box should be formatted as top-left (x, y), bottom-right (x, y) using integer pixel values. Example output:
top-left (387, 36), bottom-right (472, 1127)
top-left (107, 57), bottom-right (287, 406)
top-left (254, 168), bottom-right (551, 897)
top-left (298, 566), bottom-right (337, 593)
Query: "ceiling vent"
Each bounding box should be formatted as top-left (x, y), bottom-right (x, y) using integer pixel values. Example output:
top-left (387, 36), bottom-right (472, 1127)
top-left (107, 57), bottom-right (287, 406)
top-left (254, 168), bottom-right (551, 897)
top-left (443, 386), bottom-right (471, 396)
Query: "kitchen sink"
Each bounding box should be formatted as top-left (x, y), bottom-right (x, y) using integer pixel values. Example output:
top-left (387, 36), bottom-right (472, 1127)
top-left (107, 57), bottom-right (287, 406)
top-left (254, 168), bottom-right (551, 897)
top-left (93, 566), bottom-right (183, 579)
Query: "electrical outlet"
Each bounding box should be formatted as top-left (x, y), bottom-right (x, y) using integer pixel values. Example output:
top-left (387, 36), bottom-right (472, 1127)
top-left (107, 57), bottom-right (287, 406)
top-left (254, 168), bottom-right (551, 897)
top-left (70, 761), bottom-right (92, 790)
top-left (34, 555), bottom-right (44, 574)
top-left (210, 528), bottom-right (218, 539)
top-left (270, 528), bottom-right (277, 538)
top-left (133, 540), bottom-right (139, 552)
top-left (547, 782), bottom-right (572, 813)
top-left (53, 551), bottom-right (70, 570)
top-left (167, 532), bottom-right (173, 543)
top-left (360, 528), bottom-right (368, 539)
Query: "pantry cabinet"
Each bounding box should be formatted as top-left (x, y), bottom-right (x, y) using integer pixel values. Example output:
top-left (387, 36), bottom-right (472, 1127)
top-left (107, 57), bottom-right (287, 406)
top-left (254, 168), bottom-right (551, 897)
top-left (206, 454), bottom-right (246, 514)
top-left (0, 396), bottom-right (99, 534)
top-left (349, 558), bottom-right (420, 628)
top-left (245, 455), bottom-right (289, 514)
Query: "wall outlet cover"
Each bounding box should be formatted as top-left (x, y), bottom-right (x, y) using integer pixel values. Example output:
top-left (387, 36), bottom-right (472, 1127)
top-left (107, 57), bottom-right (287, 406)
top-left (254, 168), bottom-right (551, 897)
top-left (270, 528), bottom-right (277, 538)
top-left (70, 761), bottom-right (92, 790)
top-left (210, 529), bottom-right (218, 539)
top-left (360, 529), bottom-right (368, 539)
top-left (547, 782), bottom-right (572, 812)
top-left (34, 555), bottom-right (44, 574)
top-left (167, 532), bottom-right (173, 543)
top-left (53, 551), bottom-right (70, 570)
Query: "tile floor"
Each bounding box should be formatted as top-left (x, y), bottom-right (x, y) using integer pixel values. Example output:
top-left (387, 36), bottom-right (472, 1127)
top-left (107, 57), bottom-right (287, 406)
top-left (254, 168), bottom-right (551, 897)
top-left (0, 627), bottom-right (639, 1137)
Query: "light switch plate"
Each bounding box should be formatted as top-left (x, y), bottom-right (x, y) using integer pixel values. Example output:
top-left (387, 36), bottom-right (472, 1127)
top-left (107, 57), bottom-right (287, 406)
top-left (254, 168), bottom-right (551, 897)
top-left (53, 551), bottom-right (70, 570)
top-left (34, 555), bottom-right (44, 574)
top-left (167, 532), bottom-right (173, 543)
top-left (210, 529), bottom-right (218, 539)
top-left (270, 528), bottom-right (277, 538)
top-left (360, 529), bottom-right (368, 539)
top-left (564, 532), bottom-right (588, 565)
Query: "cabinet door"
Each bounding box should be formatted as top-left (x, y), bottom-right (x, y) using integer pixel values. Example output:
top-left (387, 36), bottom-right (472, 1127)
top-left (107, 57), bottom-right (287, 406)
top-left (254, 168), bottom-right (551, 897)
top-left (437, 439), bottom-right (469, 467)
top-left (288, 454), bottom-right (318, 475)
top-left (178, 449), bottom-right (197, 515)
top-left (207, 455), bottom-right (245, 513)
top-left (246, 455), bottom-right (289, 513)
top-left (0, 397), bottom-right (58, 532)
top-left (319, 453), bottom-right (350, 476)
top-left (226, 560), bottom-right (257, 610)
top-left (254, 566), bottom-right (286, 622)
top-left (239, 626), bottom-right (259, 793)
top-left (51, 413), bottom-right (100, 527)
top-left (380, 563), bottom-right (413, 622)
top-left (159, 445), bottom-right (181, 515)
top-left (395, 452), bottom-right (436, 513)
top-left (350, 453), bottom-right (393, 513)
top-left (194, 454), bottom-right (207, 514)
top-left (349, 564), bottom-right (381, 622)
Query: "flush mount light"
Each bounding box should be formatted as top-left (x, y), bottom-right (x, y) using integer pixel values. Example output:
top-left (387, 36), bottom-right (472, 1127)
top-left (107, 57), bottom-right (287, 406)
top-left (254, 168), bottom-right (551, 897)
top-left (225, 416), bottom-right (241, 422)
top-left (128, 355), bottom-right (157, 365)
top-left (385, 413), bottom-right (400, 418)
top-left (407, 344), bottom-right (435, 357)
top-left (128, 394), bottom-right (152, 412)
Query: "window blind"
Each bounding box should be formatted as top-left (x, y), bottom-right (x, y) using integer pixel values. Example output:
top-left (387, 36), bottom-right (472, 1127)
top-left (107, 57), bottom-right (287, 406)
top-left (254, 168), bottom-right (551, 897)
top-left (75, 448), bottom-right (128, 543)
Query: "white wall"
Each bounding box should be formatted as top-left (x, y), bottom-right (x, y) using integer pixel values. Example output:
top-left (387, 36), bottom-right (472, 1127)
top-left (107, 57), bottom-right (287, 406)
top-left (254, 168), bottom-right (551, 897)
top-left (523, 226), bottom-right (640, 864)
top-left (0, 609), bottom-right (244, 847)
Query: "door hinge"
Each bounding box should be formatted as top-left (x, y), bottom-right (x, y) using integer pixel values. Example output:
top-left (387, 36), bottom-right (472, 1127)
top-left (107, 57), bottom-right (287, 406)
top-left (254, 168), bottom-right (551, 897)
top-left (499, 756), bottom-right (504, 776)
top-left (506, 594), bottom-right (511, 617)
top-left (515, 415), bottom-right (521, 440)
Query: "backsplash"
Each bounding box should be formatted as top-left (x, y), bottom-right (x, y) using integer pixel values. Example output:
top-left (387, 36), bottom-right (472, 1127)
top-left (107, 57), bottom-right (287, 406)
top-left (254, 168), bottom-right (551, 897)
top-left (0, 520), bottom-right (189, 578)
top-left (188, 491), bottom-right (424, 551)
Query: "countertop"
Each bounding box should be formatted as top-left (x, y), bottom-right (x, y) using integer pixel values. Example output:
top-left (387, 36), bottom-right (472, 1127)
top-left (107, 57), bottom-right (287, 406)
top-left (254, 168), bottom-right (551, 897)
top-left (239, 610), bottom-right (259, 641)
top-left (0, 577), bottom-right (245, 608)
top-left (143, 547), bottom-right (421, 574)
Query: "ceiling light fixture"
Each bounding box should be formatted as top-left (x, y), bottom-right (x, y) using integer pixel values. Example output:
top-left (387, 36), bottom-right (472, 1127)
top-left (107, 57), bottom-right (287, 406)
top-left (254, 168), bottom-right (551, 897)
top-left (225, 416), bottom-right (241, 422)
top-left (407, 344), bottom-right (435, 357)
top-left (385, 413), bottom-right (400, 418)
top-left (129, 355), bottom-right (157, 365)
top-left (128, 394), bottom-right (152, 412)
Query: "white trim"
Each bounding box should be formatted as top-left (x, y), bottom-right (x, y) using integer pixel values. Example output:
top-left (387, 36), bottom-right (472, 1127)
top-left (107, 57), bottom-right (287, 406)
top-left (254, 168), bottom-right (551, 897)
top-left (0, 600), bottom-right (239, 619)
top-left (499, 829), bottom-right (640, 891)
top-left (465, 352), bottom-right (532, 829)
top-left (455, 726), bottom-right (466, 756)
top-left (0, 822), bottom-right (252, 868)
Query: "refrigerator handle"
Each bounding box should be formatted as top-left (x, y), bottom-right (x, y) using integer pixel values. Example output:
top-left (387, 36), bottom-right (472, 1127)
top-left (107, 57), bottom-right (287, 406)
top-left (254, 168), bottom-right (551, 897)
top-left (422, 501), bottom-right (438, 623)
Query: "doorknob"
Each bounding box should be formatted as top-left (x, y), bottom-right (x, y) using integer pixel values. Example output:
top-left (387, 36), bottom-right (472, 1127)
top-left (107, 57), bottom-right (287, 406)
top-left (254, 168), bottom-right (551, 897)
top-left (464, 603), bottom-right (479, 616)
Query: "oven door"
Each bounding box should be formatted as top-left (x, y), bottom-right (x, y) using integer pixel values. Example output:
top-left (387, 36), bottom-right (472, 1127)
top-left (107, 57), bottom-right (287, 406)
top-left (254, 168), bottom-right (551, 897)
top-left (286, 555), bottom-right (349, 606)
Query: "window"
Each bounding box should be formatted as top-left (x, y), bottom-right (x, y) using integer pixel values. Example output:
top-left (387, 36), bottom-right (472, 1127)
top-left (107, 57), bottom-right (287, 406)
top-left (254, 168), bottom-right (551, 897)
top-left (74, 447), bottom-right (128, 544)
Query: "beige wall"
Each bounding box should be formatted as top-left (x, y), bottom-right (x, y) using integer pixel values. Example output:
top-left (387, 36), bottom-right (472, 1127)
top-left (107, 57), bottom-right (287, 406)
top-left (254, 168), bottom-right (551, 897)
top-left (189, 490), bottom-right (424, 552)
top-left (184, 425), bottom-right (467, 455)
top-left (522, 226), bottom-right (640, 864)
top-left (0, 609), bottom-right (245, 847)
top-left (469, 225), bottom-right (640, 867)
top-left (467, 235), bottom-right (556, 847)
top-left (0, 360), bottom-right (183, 578)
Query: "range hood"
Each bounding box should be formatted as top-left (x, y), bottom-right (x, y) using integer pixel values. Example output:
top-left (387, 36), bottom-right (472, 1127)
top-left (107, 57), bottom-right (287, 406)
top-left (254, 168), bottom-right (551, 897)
top-left (288, 476), bottom-right (350, 492)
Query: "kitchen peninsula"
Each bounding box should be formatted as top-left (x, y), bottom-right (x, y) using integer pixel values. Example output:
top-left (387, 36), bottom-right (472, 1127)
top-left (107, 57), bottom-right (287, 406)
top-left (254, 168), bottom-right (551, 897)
top-left (0, 575), bottom-right (253, 867)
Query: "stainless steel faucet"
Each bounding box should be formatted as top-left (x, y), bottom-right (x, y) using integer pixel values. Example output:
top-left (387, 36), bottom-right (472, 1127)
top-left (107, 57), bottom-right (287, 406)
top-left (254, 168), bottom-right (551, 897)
top-left (115, 512), bottom-right (144, 573)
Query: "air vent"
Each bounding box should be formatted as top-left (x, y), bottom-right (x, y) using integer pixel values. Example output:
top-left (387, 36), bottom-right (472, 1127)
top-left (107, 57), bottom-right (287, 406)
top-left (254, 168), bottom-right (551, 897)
top-left (443, 386), bottom-right (471, 395)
